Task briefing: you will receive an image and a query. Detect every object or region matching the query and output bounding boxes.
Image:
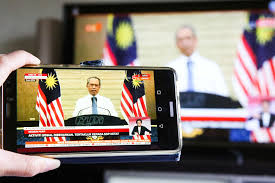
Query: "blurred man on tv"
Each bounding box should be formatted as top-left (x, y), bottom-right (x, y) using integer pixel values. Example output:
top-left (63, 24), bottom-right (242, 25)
top-left (167, 25), bottom-right (229, 97)
top-left (131, 119), bottom-right (151, 135)
top-left (249, 100), bottom-right (275, 129)
top-left (73, 77), bottom-right (118, 117)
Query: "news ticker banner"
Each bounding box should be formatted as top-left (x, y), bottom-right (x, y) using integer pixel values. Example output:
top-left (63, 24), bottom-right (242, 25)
top-left (23, 126), bottom-right (152, 148)
top-left (23, 126), bottom-right (130, 137)
top-left (181, 108), bottom-right (247, 129)
top-left (25, 139), bottom-right (151, 148)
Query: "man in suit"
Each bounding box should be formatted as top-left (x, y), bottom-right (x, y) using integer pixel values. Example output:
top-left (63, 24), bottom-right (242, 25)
top-left (255, 100), bottom-right (275, 128)
top-left (73, 77), bottom-right (118, 117)
top-left (246, 100), bottom-right (275, 130)
top-left (131, 119), bottom-right (151, 135)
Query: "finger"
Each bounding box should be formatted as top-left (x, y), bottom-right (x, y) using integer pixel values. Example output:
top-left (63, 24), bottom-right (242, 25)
top-left (0, 50), bottom-right (40, 86)
top-left (1, 50), bottom-right (40, 72)
top-left (0, 150), bottom-right (60, 177)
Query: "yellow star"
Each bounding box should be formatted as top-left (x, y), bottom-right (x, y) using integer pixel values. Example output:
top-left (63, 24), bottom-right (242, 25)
top-left (132, 73), bottom-right (142, 89)
top-left (256, 16), bottom-right (274, 45)
top-left (45, 73), bottom-right (58, 90)
top-left (115, 21), bottom-right (134, 49)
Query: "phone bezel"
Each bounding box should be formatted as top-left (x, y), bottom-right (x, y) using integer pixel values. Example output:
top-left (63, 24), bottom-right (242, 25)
top-left (2, 65), bottom-right (182, 158)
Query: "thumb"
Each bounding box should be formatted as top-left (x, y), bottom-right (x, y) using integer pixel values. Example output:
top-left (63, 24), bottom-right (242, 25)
top-left (0, 50), bottom-right (41, 86)
top-left (0, 149), bottom-right (60, 177)
top-left (1, 50), bottom-right (40, 70)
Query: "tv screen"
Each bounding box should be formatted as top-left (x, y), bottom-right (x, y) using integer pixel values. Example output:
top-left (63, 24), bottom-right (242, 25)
top-left (63, 1), bottom-right (275, 147)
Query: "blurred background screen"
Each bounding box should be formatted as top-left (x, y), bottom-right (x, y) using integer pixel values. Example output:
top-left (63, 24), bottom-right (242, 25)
top-left (64, 1), bottom-right (275, 147)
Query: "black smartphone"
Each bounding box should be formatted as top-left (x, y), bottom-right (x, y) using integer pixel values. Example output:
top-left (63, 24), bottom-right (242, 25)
top-left (2, 65), bottom-right (181, 160)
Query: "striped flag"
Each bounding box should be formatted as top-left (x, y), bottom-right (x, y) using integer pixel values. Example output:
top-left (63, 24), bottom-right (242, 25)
top-left (251, 128), bottom-right (275, 143)
top-left (36, 68), bottom-right (65, 142)
top-left (233, 12), bottom-right (275, 106)
top-left (103, 14), bottom-right (139, 66)
top-left (133, 135), bottom-right (151, 141)
top-left (233, 12), bottom-right (275, 143)
top-left (120, 70), bottom-right (148, 122)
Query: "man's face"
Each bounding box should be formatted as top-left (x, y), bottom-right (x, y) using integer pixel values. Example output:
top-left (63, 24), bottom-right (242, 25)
top-left (262, 101), bottom-right (270, 113)
top-left (87, 78), bottom-right (100, 96)
top-left (176, 28), bottom-right (197, 56)
top-left (137, 120), bottom-right (142, 127)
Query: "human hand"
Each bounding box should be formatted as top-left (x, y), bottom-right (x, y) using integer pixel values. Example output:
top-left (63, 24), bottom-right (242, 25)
top-left (253, 113), bottom-right (261, 120)
top-left (0, 50), bottom-right (40, 86)
top-left (0, 149), bottom-right (60, 177)
top-left (0, 50), bottom-right (61, 177)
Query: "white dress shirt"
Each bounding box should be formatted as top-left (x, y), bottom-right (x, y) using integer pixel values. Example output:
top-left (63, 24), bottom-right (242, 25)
top-left (167, 52), bottom-right (229, 97)
top-left (73, 94), bottom-right (118, 117)
top-left (138, 126), bottom-right (141, 134)
top-left (262, 112), bottom-right (271, 127)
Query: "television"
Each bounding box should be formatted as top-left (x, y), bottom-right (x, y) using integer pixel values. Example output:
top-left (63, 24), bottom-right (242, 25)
top-left (63, 0), bottom-right (275, 172)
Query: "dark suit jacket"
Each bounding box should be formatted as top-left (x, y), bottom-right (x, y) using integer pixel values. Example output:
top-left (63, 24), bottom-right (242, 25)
top-left (131, 126), bottom-right (151, 135)
top-left (259, 113), bottom-right (275, 128)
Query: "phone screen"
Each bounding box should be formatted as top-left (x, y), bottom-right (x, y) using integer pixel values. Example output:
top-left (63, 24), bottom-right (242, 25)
top-left (3, 66), bottom-right (180, 154)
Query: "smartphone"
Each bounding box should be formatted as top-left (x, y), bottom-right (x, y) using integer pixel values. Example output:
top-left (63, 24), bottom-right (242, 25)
top-left (2, 65), bottom-right (181, 161)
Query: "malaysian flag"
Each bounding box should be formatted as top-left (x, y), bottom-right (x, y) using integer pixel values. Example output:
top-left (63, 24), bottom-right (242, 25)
top-left (133, 135), bottom-right (151, 141)
top-left (233, 12), bottom-right (275, 143)
top-left (36, 68), bottom-right (65, 142)
top-left (251, 127), bottom-right (275, 143)
top-left (120, 70), bottom-right (148, 122)
top-left (233, 12), bottom-right (275, 106)
top-left (103, 14), bottom-right (139, 66)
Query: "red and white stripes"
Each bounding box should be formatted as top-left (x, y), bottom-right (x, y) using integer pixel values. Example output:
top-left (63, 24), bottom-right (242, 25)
top-left (103, 41), bottom-right (118, 66)
top-left (132, 135), bottom-right (151, 141)
top-left (36, 85), bottom-right (65, 142)
top-left (251, 128), bottom-right (275, 143)
top-left (120, 84), bottom-right (148, 122)
top-left (233, 35), bottom-right (275, 106)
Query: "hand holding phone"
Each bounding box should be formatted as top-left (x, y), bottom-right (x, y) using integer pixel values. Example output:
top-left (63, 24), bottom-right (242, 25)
top-left (0, 50), bottom-right (60, 177)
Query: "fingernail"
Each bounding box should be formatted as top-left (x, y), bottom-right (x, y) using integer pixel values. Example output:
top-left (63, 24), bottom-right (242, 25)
top-left (33, 57), bottom-right (41, 64)
top-left (41, 158), bottom-right (61, 173)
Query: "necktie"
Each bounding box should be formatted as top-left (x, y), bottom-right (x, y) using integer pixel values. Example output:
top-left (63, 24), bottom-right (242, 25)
top-left (187, 59), bottom-right (194, 91)
top-left (92, 96), bottom-right (98, 114)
